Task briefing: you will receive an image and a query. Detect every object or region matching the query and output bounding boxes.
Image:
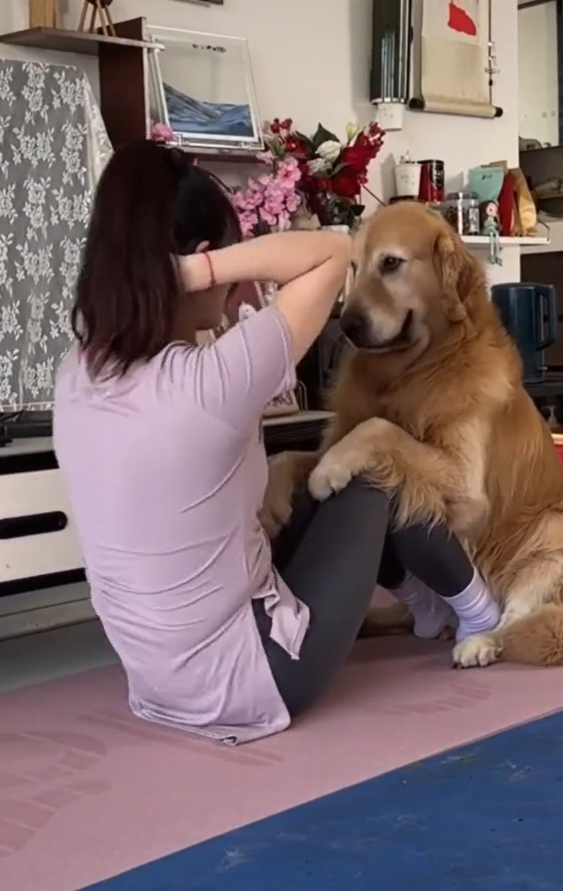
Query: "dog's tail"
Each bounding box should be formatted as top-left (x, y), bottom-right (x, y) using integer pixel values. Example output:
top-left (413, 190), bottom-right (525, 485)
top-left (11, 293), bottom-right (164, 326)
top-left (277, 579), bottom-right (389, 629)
top-left (499, 604), bottom-right (563, 665)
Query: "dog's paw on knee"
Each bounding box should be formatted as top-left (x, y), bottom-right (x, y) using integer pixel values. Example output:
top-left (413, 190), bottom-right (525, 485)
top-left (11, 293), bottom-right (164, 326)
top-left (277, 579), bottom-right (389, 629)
top-left (308, 459), bottom-right (354, 501)
top-left (452, 633), bottom-right (501, 668)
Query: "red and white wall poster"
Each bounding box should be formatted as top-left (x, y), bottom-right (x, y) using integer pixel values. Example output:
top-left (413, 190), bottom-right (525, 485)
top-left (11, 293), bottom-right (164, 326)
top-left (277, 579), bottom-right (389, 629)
top-left (412, 0), bottom-right (496, 118)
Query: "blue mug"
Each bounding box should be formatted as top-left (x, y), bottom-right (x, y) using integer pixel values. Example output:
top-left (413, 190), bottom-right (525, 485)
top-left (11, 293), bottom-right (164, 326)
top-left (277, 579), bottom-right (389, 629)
top-left (490, 282), bottom-right (558, 382)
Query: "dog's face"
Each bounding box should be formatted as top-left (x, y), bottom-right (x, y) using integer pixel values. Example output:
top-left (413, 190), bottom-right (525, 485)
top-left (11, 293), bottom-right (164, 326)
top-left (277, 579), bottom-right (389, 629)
top-left (341, 202), bottom-right (482, 358)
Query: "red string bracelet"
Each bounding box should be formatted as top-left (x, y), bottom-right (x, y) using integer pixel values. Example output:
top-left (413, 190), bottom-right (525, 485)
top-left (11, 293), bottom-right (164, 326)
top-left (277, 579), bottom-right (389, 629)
top-left (202, 251), bottom-right (216, 288)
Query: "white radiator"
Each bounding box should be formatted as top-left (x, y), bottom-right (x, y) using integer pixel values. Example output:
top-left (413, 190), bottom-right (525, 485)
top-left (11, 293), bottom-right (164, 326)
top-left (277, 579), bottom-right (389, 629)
top-left (0, 441), bottom-right (92, 640)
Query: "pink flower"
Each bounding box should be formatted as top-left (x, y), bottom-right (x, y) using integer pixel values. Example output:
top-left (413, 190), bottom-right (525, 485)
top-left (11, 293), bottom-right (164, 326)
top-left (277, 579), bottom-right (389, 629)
top-left (278, 158), bottom-right (301, 185)
top-left (285, 192), bottom-right (301, 213)
top-left (259, 207), bottom-right (278, 227)
top-left (263, 187), bottom-right (285, 215)
top-left (239, 210), bottom-right (259, 237)
top-left (151, 123), bottom-right (174, 143)
top-left (232, 157), bottom-right (302, 236)
top-left (256, 150), bottom-right (275, 164)
top-left (231, 191), bottom-right (247, 210)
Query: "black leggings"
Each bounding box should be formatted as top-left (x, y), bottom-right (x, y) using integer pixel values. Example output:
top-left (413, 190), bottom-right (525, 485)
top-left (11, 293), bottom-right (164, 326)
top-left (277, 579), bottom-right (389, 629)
top-left (253, 479), bottom-right (474, 718)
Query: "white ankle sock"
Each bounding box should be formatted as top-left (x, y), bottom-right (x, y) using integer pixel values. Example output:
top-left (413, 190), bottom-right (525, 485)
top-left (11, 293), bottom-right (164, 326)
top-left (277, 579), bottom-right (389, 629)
top-left (391, 573), bottom-right (456, 639)
top-left (448, 570), bottom-right (500, 642)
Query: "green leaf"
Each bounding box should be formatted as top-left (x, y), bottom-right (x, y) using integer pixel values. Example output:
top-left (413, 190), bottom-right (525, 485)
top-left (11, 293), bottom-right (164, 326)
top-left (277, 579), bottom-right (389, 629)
top-left (312, 123), bottom-right (339, 151)
top-left (331, 163), bottom-right (348, 176)
top-left (266, 136), bottom-right (285, 157)
top-left (293, 130), bottom-right (314, 145)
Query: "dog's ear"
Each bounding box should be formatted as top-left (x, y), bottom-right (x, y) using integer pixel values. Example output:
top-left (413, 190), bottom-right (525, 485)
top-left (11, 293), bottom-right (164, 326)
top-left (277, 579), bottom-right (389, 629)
top-left (434, 229), bottom-right (483, 322)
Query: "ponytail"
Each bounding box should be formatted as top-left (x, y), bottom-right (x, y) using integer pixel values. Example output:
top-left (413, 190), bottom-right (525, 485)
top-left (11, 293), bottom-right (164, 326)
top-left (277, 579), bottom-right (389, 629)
top-left (72, 140), bottom-right (240, 378)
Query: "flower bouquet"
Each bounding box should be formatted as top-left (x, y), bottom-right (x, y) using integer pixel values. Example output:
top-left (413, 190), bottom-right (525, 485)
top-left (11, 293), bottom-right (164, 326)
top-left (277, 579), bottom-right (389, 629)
top-left (264, 117), bottom-right (385, 230)
top-left (231, 155), bottom-right (302, 237)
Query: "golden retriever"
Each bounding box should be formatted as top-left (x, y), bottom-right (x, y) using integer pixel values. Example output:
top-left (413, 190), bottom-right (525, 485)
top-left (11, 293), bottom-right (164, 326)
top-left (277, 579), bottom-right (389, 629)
top-left (265, 201), bottom-right (563, 668)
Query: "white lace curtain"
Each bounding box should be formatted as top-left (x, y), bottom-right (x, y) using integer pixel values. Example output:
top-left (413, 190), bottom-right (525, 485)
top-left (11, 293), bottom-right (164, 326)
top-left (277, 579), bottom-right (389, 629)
top-left (0, 60), bottom-right (112, 410)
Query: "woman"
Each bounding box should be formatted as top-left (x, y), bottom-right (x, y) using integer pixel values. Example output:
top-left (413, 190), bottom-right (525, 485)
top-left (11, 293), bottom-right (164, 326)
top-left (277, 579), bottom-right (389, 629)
top-left (54, 141), bottom-right (499, 744)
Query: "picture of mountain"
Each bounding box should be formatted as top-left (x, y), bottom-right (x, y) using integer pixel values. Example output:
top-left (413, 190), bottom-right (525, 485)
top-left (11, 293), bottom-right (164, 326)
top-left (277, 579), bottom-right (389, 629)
top-left (163, 83), bottom-right (254, 138)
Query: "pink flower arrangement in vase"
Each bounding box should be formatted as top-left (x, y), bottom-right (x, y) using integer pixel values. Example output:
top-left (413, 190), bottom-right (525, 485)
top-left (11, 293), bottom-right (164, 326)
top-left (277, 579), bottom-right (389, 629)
top-left (232, 155), bottom-right (302, 238)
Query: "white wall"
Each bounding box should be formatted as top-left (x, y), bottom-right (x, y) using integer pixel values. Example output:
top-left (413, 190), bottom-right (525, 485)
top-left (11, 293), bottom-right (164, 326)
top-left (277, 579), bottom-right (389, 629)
top-left (3, 0), bottom-right (521, 283)
top-left (518, 1), bottom-right (558, 146)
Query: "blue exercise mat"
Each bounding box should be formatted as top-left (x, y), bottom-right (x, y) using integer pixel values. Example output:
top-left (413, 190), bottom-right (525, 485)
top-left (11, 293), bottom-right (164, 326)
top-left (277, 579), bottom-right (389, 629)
top-left (81, 710), bottom-right (563, 891)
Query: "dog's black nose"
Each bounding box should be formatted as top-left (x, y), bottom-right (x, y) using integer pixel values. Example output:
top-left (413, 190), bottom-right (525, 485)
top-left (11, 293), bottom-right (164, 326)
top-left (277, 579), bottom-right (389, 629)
top-left (340, 310), bottom-right (369, 345)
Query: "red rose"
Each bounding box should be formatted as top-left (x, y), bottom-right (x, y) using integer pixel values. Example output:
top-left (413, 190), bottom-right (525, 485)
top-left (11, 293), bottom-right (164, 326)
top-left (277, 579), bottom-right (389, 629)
top-left (366, 121), bottom-right (384, 141)
top-left (354, 133), bottom-right (371, 149)
top-left (339, 144), bottom-right (370, 174)
top-left (311, 176), bottom-right (331, 193)
top-left (284, 136), bottom-right (309, 157)
top-left (331, 167), bottom-right (361, 199)
top-left (359, 124), bottom-right (384, 157)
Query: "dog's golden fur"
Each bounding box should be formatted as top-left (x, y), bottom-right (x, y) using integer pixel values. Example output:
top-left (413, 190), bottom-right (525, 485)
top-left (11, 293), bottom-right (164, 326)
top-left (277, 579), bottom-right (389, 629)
top-left (266, 202), bottom-right (563, 668)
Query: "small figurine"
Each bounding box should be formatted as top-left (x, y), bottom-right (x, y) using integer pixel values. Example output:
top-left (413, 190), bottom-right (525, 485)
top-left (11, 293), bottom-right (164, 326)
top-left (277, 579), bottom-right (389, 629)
top-left (480, 199), bottom-right (502, 266)
top-left (480, 200), bottom-right (500, 237)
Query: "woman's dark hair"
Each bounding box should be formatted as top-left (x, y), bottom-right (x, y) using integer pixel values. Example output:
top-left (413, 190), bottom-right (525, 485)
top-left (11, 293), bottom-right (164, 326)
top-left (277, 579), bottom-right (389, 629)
top-left (72, 140), bottom-right (241, 378)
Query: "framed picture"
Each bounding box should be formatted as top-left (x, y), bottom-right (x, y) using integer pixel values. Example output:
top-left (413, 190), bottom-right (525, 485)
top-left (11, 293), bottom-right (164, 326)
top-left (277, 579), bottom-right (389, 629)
top-left (147, 26), bottom-right (263, 154)
top-left (410, 0), bottom-right (501, 118)
top-left (198, 282), bottom-right (300, 417)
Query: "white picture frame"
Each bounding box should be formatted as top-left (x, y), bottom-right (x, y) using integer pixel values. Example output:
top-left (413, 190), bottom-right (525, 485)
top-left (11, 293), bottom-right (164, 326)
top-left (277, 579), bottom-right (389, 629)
top-left (147, 26), bottom-right (263, 154)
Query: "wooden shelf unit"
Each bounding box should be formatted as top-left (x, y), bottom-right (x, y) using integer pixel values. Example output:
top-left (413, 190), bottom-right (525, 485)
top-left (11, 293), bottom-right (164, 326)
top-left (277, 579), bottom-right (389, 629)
top-left (0, 20), bottom-right (263, 164)
top-left (0, 25), bottom-right (158, 56)
top-left (0, 19), bottom-right (158, 147)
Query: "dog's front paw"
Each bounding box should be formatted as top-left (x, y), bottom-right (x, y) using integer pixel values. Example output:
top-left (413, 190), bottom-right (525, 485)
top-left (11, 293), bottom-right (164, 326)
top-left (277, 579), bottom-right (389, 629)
top-left (453, 633), bottom-right (500, 668)
top-left (308, 451), bottom-right (355, 501)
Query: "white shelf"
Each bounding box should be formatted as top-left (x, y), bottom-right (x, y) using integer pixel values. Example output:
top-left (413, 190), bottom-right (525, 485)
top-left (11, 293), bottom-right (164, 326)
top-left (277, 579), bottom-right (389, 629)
top-left (462, 236), bottom-right (549, 247)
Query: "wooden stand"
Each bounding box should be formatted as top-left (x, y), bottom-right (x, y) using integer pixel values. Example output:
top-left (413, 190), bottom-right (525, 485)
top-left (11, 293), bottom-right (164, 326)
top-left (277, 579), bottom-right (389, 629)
top-left (78, 0), bottom-right (116, 38)
top-left (29, 0), bottom-right (59, 29)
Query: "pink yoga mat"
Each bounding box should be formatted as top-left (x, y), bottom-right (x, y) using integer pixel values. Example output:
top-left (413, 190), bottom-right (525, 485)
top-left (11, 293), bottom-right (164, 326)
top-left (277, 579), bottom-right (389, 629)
top-left (2, 636), bottom-right (563, 891)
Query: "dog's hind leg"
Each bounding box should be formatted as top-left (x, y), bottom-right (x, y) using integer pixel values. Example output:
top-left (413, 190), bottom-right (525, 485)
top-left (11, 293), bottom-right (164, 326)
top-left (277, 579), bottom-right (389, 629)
top-left (453, 558), bottom-right (563, 667)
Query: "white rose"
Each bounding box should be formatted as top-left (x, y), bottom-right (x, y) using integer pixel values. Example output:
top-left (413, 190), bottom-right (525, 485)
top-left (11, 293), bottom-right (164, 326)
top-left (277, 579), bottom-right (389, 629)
top-left (316, 140), bottom-right (342, 163)
top-left (307, 157), bottom-right (330, 175)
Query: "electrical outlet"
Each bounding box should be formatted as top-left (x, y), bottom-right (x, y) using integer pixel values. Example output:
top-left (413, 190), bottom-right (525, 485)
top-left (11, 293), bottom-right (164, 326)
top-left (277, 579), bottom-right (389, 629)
top-left (376, 102), bottom-right (405, 132)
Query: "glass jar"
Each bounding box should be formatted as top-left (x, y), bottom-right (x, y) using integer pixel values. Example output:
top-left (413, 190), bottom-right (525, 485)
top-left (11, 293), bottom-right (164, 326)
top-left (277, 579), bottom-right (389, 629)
top-left (444, 191), bottom-right (480, 236)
